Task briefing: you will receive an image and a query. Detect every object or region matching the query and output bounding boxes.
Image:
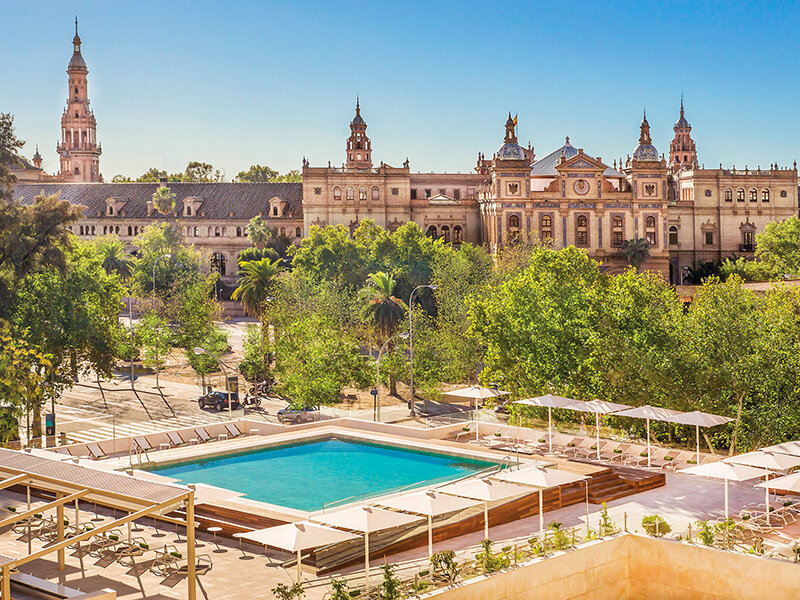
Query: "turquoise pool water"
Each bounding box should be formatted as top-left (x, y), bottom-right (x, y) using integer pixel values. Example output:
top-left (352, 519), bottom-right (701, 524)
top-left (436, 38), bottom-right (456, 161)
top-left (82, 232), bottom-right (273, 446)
top-left (152, 439), bottom-right (494, 511)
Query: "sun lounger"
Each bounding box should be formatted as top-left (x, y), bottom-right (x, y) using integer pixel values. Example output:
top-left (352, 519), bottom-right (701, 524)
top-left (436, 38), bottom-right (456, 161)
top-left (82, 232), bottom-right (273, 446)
top-left (224, 423), bottom-right (243, 438)
top-left (150, 545), bottom-right (212, 576)
top-left (194, 428), bottom-right (213, 442)
top-left (599, 442), bottom-right (628, 462)
top-left (86, 443), bottom-right (107, 460)
top-left (166, 431), bottom-right (188, 448)
top-left (87, 530), bottom-right (125, 559)
top-left (133, 437), bottom-right (153, 453)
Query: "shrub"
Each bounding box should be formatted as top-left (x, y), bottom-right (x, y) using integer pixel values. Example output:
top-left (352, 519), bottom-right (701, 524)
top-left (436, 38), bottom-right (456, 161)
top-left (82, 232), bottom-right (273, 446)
top-left (272, 582), bottom-right (305, 600)
top-left (599, 502), bottom-right (618, 536)
top-left (641, 514), bottom-right (671, 537)
top-left (696, 520), bottom-right (714, 546)
top-left (328, 579), bottom-right (350, 600)
top-left (378, 563), bottom-right (402, 600)
top-left (476, 540), bottom-right (510, 573)
top-left (430, 550), bottom-right (459, 584)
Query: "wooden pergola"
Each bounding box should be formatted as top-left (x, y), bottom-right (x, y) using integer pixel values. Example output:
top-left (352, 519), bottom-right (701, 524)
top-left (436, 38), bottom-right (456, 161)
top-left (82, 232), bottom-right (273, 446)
top-left (0, 448), bottom-right (197, 600)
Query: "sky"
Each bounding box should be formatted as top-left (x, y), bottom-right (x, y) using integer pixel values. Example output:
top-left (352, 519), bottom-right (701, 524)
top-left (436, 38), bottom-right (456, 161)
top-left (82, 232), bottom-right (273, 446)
top-left (3, 1), bottom-right (800, 180)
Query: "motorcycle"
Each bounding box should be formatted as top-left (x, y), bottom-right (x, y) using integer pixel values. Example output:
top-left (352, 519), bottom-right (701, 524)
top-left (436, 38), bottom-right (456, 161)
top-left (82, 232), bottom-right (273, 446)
top-left (241, 394), bottom-right (262, 409)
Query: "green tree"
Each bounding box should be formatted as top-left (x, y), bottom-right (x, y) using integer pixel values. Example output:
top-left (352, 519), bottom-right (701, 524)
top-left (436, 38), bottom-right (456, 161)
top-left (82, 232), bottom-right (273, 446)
top-left (752, 216), bottom-right (800, 276)
top-left (719, 256), bottom-right (777, 282)
top-left (235, 164), bottom-right (279, 183)
top-left (137, 313), bottom-right (172, 388)
top-left (95, 236), bottom-right (134, 278)
top-left (110, 174), bottom-right (132, 183)
top-left (0, 113), bottom-right (24, 200)
top-left (358, 272), bottom-right (407, 340)
top-left (137, 168), bottom-right (167, 182)
top-left (184, 161), bottom-right (223, 183)
top-left (238, 323), bottom-right (270, 383)
top-left (186, 327), bottom-right (228, 392)
top-left (245, 216), bottom-right (272, 249)
top-left (619, 238), bottom-right (651, 270)
top-left (238, 246), bottom-right (280, 264)
top-left (232, 258), bottom-right (281, 317)
top-left (682, 260), bottom-right (722, 284)
top-left (130, 223), bottom-right (205, 299)
top-left (151, 186), bottom-right (176, 215)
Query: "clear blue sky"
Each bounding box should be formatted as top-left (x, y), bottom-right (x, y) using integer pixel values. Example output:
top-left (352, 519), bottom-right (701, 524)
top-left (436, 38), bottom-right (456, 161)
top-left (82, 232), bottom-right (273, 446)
top-left (4, 0), bottom-right (800, 179)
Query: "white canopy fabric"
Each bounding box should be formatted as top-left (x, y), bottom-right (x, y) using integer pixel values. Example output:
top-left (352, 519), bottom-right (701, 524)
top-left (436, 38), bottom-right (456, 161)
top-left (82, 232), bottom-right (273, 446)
top-left (234, 521), bottom-right (358, 582)
top-left (679, 462), bottom-right (770, 520)
top-left (614, 405), bottom-right (685, 467)
top-left (318, 506), bottom-right (423, 591)
top-left (439, 478), bottom-right (526, 539)
top-left (562, 400), bottom-right (632, 460)
top-left (514, 395), bottom-right (581, 453)
top-left (443, 386), bottom-right (510, 400)
top-left (491, 466), bottom-right (590, 536)
top-left (672, 410), bottom-right (734, 463)
top-left (377, 491), bottom-right (481, 555)
top-left (726, 452), bottom-right (800, 519)
top-left (188, 483), bottom-right (246, 504)
top-left (761, 441), bottom-right (800, 457)
top-left (756, 472), bottom-right (800, 493)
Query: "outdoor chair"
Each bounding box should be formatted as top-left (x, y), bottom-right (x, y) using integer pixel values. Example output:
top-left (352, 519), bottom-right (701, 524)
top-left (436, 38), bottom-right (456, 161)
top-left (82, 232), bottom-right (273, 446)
top-left (224, 423), bottom-right (244, 438)
top-left (661, 451), bottom-right (694, 471)
top-left (150, 545), bottom-right (212, 577)
top-left (86, 530), bottom-right (125, 559)
top-left (166, 431), bottom-right (187, 448)
top-left (763, 533), bottom-right (800, 560)
top-left (565, 437), bottom-right (593, 458)
top-left (576, 440), bottom-right (616, 460)
top-left (550, 434), bottom-right (579, 455)
top-left (599, 442), bottom-right (629, 462)
top-left (622, 444), bottom-right (650, 466)
top-left (11, 514), bottom-right (47, 535)
top-left (109, 537), bottom-right (150, 567)
top-left (194, 428), bottom-right (213, 443)
top-left (86, 443), bottom-right (107, 460)
top-left (133, 437), bottom-right (153, 453)
top-left (644, 448), bottom-right (677, 469)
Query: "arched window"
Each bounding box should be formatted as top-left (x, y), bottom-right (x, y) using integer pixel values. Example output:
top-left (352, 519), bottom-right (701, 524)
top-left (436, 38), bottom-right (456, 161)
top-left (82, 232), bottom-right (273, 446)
top-left (359, 187), bottom-right (367, 201)
top-left (346, 186), bottom-right (355, 200)
top-left (372, 186), bottom-right (380, 201)
top-left (426, 225), bottom-right (438, 238)
top-left (210, 252), bottom-right (226, 277)
top-left (236, 226), bottom-right (242, 237)
top-left (295, 227), bottom-right (302, 237)
top-left (540, 215), bottom-right (553, 240)
top-left (762, 189), bottom-right (770, 202)
top-left (737, 188), bottom-right (745, 202)
top-left (115, 226), bottom-right (120, 234)
top-left (669, 225), bottom-right (678, 245)
top-left (441, 225), bottom-right (451, 243)
top-left (74, 166), bottom-right (80, 175)
top-left (749, 188), bottom-right (758, 202)
top-left (194, 226), bottom-right (198, 236)
top-left (108, 205), bottom-right (114, 215)
top-left (79, 225), bottom-right (84, 235)
top-left (508, 215), bottom-right (520, 228)
top-left (611, 215), bottom-right (624, 247)
top-left (645, 215), bottom-right (657, 246)
top-left (91, 226), bottom-right (95, 235)
top-left (214, 227), bottom-right (220, 237)
top-left (221, 227), bottom-right (227, 237)
top-left (645, 215), bottom-right (656, 228)
top-left (186, 206), bottom-right (192, 216)
top-left (575, 214), bottom-right (589, 247)
top-left (577, 215), bottom-right (588, 227)
top-left (333, 186), bottom-right (342, 201)
top-left (724, 188), bottom-right (733, 202)
top-left (280, 227), bottom-right (286, 236)
top-left (208, 226), bottom-right (213, 237)
top-left (454, 225), bottom-right (463, 244)
top-left (103, 225), bottom-right (108, 235)
top-left (127, 226), bottom-right (132, 236)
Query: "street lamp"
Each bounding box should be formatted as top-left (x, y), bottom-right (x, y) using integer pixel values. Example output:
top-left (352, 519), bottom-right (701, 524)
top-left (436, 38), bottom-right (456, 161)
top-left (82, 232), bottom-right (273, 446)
top-left (193, 347), bottom-right (233, 420)
top-left (408, 285), bottom-right (437, 417)
top-left (375, 332), bottom-right (409, 422)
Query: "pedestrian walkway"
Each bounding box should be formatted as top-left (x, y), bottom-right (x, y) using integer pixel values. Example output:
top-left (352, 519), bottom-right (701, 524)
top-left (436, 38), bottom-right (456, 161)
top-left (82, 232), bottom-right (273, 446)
top-left (64, 414), bottom-right (227, 444)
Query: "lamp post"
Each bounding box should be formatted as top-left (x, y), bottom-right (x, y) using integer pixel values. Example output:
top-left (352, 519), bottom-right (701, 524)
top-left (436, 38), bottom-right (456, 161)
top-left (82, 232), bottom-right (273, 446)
top-left (193, 347), bottom-right (233, 420)
top-left (375, 332), bottom-right (409, 422)
top-left (408, 285), bottom-right (436, 418)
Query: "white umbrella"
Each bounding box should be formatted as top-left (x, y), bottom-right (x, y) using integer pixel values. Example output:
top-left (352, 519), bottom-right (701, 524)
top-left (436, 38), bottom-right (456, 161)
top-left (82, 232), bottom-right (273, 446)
top-left (514, 395), bottom-right (581, 453)
top-left (377, 491), bottom-right (481, 556)
top-left (444, 386), bottom-right (510, 441)
top-left (679, 462), bottom-right (769, 520)
top-left (671, 411), bottom-right (733, 464)
top-left (491, 466), bottom-right (589, 537)
top-left (761, 441), bottom-right (800, 457)
top-left (724, 451), bottom-right (800, 523)
top-left (438, 478), bottom-right (526, 540)
top-left (561, 400), bottom-right (631, 460)
top-left (613, 405), bottom-right (685, 467)
top-left (234, 521), bottom-right (358, 582)
top-left (318, 506), bottom-right (422, 591)
top-left (187, 483), bottom-right (246, 505)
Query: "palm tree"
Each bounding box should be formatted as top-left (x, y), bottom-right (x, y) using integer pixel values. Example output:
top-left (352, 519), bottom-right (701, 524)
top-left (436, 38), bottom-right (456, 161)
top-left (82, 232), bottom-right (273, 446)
top-left (358, 272), bottom-right (408, 340)
top-left (620, 238), bottom-right (651, 270)
top-left (683, 260), bottom-right (722, 284)
top-left (232, 258), bottom-right (281, 317)
top-left (96, 238), bottom-right (134, 278)
top-left (246, 216), bottom-right (272, 249)
top-left (151, 185), bottom-right (176, 215)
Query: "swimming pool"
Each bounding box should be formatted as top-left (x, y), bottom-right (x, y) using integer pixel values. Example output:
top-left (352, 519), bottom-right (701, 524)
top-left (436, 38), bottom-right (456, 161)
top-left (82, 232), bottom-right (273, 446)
top-left (152, 438), bottom-right (495, 511)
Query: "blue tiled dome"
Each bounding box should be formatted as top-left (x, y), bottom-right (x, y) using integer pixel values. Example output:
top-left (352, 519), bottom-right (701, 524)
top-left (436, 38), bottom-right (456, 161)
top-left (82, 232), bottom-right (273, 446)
top-left (498, 142), bottom-right (525, 160)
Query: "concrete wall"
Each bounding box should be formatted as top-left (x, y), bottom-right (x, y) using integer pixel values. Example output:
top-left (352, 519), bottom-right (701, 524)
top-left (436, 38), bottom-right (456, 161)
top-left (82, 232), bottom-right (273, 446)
top-left (423, 534), bottom-right (800, 600)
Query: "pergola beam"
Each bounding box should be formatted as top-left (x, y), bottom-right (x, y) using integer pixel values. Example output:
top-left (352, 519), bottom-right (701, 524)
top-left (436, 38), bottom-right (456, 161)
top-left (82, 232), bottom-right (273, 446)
top-left (0, 474), bottom-right (29, 492)
top-left (0, 490), bottom-right (88, 529)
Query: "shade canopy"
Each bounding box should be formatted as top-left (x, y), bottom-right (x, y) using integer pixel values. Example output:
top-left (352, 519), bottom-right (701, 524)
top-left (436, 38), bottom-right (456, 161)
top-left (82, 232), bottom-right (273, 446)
top-left (671, 410), bottom-right (733, 428)
top-left (614, 404), bottom-right (684, 421)
top-left (187, 482), bottom-right (246, 504)
top-left (443, 386), bottom-right (510, 400)
top-left (724, 451), bottom-right (800, 472)
top-left (233, 521), bottom-right (358, 551)
top-left (756, 472), bottom-right (800, 493)
top-left (761, 441), bottom-right (800, 457)
top-left (319, 505), bottom-right (423, 533)
top-left (377, 490), bottom-right (481, 517)
top-left (439, 477), bottom-right (525, 502)
top-left (562, 399), bottom-right (631, 414)
top-left (491, 466), bottom-right (589, 488)
top-left (679, 462), bottom-right (769, 482)
top-left (514, 395), bottom-right (579, 409)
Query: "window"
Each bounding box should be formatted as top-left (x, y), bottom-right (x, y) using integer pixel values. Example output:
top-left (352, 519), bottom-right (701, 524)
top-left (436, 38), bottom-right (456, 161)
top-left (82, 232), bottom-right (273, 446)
top-left (508, 215), bottom-right (520, 228)
top-left (749, 188), bottom-right (758, 202)
top-left (781, 190), bottom-right (788, 198)
top-left (737, 188), bottom-right (745, 202)
top-left (426, 225), bottom-right (437, 238)
top-left (704, 189), bottom-right (712, 197)
top-left (575, 215), bottom-right (589, 247)
top-left (334, 186), bottom-right (342, 201)
top-left (645, 215), bottom-right (657, 246)
top-left (314, 187), bottom-right (322, 195)
top-left (214, 227), bottom-right (220, 237)
top-left (186, 205), bottom-right (192, 216)
top-left (540, 215), bottom-right (553, 240)
top-left (127, 226), bottom-right (132, 236)
top-left (103, 226), bottom-right (108, 235)
top-left (295, 227), bottom-right (302, 237)
top-left (454, 225), bottom-right (462, 243)
top-left (410, 189), bottom-right (417, 200)
top-left (391, 188), bottom-right (399, 196)
top-left (108, 205), bottom-right (114, 215)
top-left (346, 186), bottom-right (354, 200)
top-left (280, 227), bottom-right (286, 235)
top-left (74, 166), bottom-right (80, 175)
top-left (453, 189), bottom-right (461, 200)
top-left (193, 226), bottom-right (198, 236)
top-left (611, 215), bottom-right (624, 247)
top-left (208, 227), bottom-right (213, 237)
top-left (705, 231), bottom-right (714, 245)
top-left (425, 189), bottom-right (431, 198)
top-left (272, 206), bottom-right (278, 216)
top-left (762, 189), bottom-right (770, 202)
top-left (724, 188), bottom-right (733, 202)
top-left (91, 226), bottom-right (95, 235)
top-left (372, 186), bottom-right (380, 201)
top-left (441, 225), bottom-right (451, 243)
top-left (79, 225), bottom-right (84, 235)
top-left (669, 226), bottom-right (678, 245)
top-left (236, 226), bottom-right (242, 237)
top-left (210, 253), bottom-right (226, 277)
top-left (359, 187), bottom-right (367, 201)
top-left (356, 153), bottom-right (361, 161)
top-left (439, 189), bottom-right (446, 196)
top-left (742, 231), bottom-right (754, 247)
top-left (577, 215), bottom-right (588, 227)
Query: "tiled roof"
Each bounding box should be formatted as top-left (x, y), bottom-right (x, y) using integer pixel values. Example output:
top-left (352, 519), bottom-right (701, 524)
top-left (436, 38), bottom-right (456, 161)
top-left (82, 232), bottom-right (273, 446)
top-left (531, 141), bottom-right (624, 178)
top-left (11, 182), bottom-right (303, 221)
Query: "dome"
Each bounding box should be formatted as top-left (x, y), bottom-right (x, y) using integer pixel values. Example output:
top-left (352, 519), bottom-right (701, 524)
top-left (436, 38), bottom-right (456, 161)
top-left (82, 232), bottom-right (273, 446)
top-left (675, 114), bottom-right (690, 129)
top-left (351, 113), bottom-right (365, 126)
top-left (68, 51), bottom-right (87, 71)
top-left (498, 142), bottom-right (525, 161)
top-left (632, 143), bottom-right (659, 161)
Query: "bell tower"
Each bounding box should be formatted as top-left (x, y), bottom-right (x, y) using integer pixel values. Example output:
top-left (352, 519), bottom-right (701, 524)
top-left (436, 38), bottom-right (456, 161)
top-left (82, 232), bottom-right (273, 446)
top-left (57, 18), bottom-right (102, 182)
top-left (669, 97), bottom-right (697, 174)
top-left (345, 99), bottom-right (372, 170)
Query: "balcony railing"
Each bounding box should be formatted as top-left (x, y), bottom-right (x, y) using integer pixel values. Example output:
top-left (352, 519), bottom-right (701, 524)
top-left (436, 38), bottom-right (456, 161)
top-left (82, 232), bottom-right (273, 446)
top-left (738, 243), bottom-right (755, 252)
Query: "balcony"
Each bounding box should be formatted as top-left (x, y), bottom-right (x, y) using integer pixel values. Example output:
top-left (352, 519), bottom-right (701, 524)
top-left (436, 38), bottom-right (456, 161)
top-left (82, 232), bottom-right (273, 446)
top-left (738, 243), bottom-right (754, 252)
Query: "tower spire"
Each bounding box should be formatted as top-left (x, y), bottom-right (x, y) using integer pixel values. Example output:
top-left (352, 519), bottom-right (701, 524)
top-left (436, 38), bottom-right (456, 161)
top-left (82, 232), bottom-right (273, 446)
top-left (75, 15), bottom-right (78, 36)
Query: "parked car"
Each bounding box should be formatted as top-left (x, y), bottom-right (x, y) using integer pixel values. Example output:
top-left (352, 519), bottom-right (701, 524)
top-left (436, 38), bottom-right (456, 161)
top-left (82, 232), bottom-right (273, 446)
top-left (277, 407), bottom-right (321, 424)
top-left (197, 390), bottom-right (241, 412)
